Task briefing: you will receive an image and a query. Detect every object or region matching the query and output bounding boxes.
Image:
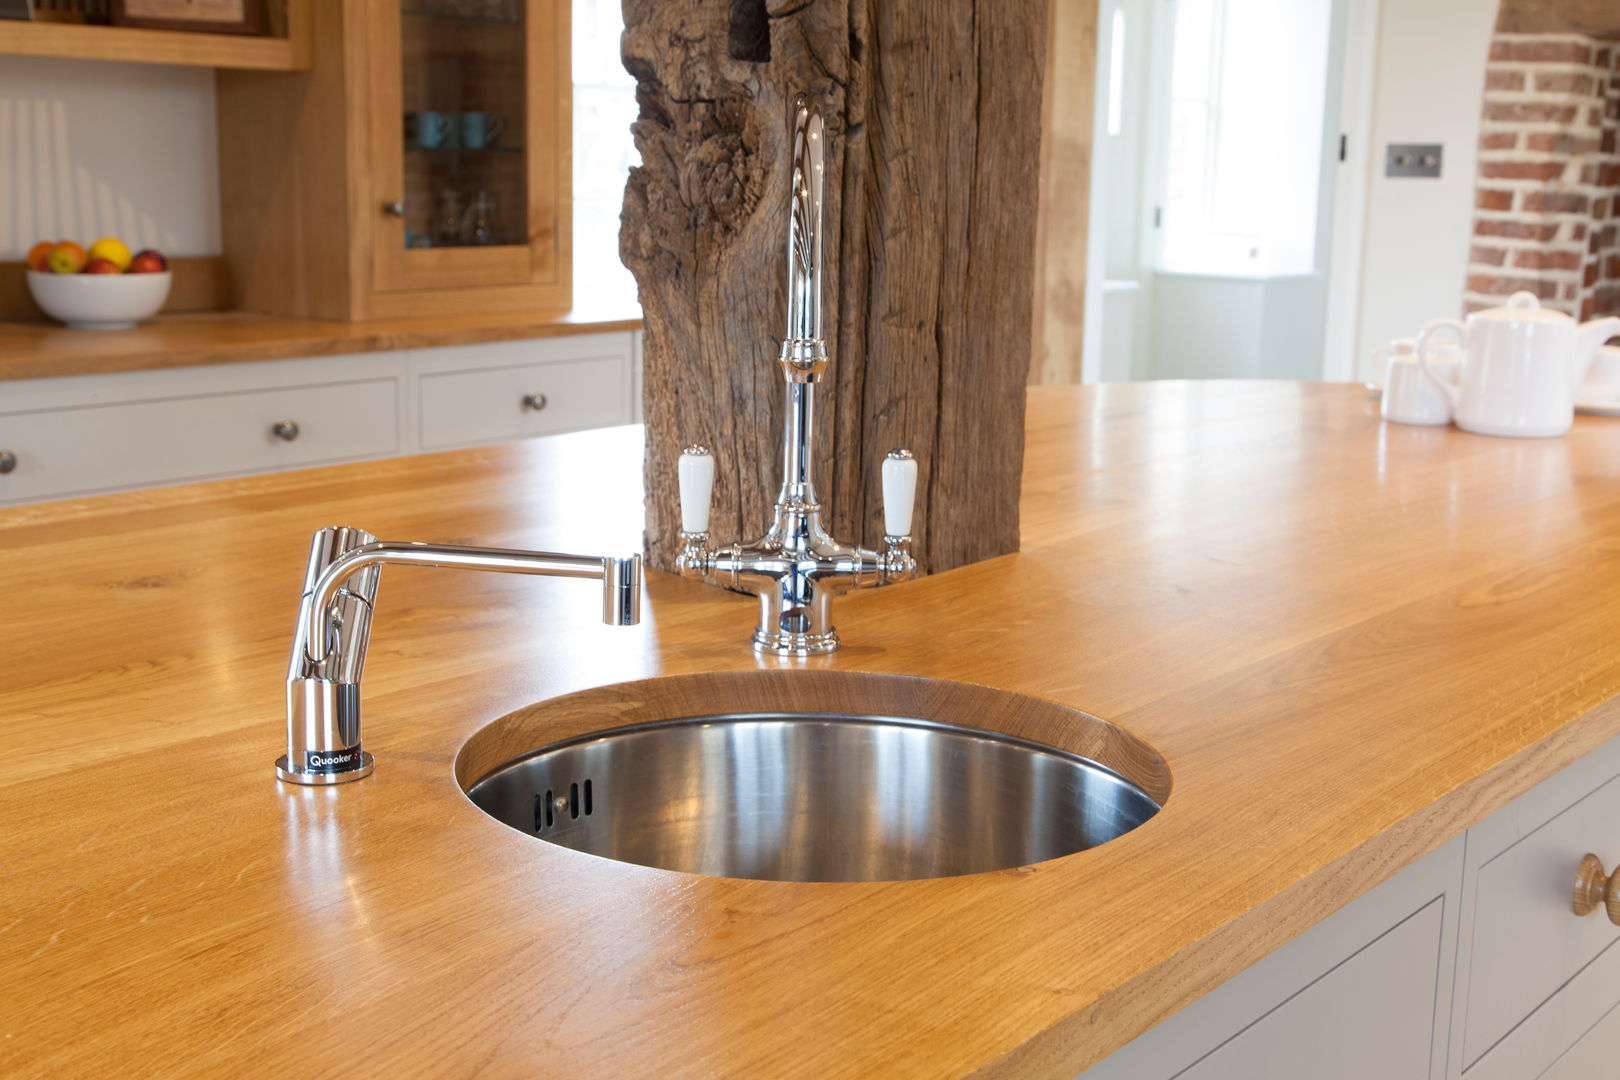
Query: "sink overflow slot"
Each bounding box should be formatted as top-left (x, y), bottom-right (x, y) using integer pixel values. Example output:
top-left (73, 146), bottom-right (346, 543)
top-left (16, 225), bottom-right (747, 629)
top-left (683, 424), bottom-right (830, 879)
top-left (533, 781), bottom-right (593, 832)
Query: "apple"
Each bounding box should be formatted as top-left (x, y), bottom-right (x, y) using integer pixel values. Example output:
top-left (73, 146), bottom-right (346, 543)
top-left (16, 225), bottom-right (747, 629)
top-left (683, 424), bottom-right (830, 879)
top-left (46, 241), bottom-right (87, 274)
top-left (84, 258), bottom-right (122, 275)
top-left (88, 237), bottom-right (133, 272)
top-left (129, 249), bottom-right (167, 272)
top-left (26, 241), bottom-right (53, 272)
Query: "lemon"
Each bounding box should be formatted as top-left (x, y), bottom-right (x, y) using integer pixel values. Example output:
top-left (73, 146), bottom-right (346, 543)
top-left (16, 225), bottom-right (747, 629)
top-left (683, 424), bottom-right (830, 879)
top-left (87, 237), bottom-right (132, 272)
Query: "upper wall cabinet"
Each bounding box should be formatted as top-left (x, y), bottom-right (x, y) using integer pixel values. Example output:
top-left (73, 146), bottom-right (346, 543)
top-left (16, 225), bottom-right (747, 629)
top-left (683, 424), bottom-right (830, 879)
top-left (217, 0), bottom-right (571, 321)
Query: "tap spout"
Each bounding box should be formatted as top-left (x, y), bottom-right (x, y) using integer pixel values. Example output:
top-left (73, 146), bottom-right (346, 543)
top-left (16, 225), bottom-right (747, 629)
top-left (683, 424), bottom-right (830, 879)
top-left (302, 541), bottom-right (638, 665)
top-left (782, 95), bottom-right (828, 380)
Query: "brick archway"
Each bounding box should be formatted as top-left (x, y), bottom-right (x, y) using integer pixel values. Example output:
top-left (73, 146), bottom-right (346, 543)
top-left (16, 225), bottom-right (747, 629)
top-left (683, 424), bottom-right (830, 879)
top-left (1468, 3), bottom-right (1620, 320)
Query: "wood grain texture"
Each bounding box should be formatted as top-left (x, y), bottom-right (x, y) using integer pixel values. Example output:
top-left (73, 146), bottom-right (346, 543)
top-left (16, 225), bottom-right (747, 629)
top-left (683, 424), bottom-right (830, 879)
top-left (0, 306), bottom-right (641, 382)
top-left (1030, 0), bottom-right (1097, 387)
top-left (0, 15), bottom-right (305, 69)
top-left (7, 382), bottom-right (1620, 1078)
top-left (0, 256), bottom-right (231, 322)
top-left (217, 0), bottom-right (571, 321)
top-left (622, 0), bottom-right (1046, 576)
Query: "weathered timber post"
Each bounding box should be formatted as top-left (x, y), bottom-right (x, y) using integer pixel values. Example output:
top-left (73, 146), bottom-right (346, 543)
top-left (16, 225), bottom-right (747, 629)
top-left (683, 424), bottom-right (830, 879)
top-left (621, 0), bottom-right (1048, 575)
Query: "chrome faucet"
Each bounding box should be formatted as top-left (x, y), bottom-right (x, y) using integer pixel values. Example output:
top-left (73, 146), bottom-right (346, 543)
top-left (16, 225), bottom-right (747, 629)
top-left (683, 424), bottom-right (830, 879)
top-left (275, 525), bottom-right (640, 785)
top-left (675, 95), bottom-right (919, 656)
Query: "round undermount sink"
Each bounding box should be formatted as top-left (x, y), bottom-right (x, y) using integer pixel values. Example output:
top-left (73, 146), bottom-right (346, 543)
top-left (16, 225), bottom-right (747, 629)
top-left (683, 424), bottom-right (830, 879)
top-left (456, 671), bottom-right (1170, 883)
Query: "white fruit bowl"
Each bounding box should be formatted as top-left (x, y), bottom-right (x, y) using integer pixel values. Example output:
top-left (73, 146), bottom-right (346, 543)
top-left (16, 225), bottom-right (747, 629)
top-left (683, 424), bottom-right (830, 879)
top-left (26, 270), bottom-right (172, 330)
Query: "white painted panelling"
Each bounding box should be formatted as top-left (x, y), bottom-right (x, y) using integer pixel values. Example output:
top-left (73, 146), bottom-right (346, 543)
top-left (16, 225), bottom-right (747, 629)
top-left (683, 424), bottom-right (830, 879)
top-left (0, 333), bottom-right (633, 506)
top-left (1538, 997), bottom-right (1620, 1080)
top-left (0, 377), bottom-right (398, 503)
top-left (1465, 939), bottom-right (1620, 1080)
top-left (1178, 900), bottom-right (1443, 1080)
top-left (0, 57), bottom-right (220, 259)
top-left (412, 333), bottom-right (634, 450)
top-left (1463, 773), bottom-right (1620, 1066)
top-left (1078, 834), bottom-right (1464, 1080)
top-left (418, 355), bottom-right (628, 450)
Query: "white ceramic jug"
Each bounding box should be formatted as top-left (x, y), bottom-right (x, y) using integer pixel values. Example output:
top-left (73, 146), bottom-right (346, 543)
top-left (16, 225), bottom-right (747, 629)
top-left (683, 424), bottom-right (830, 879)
top-left (1418, 292), bottom-right (1620, 437)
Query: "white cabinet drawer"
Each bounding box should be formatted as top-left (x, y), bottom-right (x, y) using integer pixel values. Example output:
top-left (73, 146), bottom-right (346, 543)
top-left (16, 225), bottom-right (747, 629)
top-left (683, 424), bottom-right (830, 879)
top-left (1465, 935), bottom-right (1620, 1080)
top-left (0, 378), bottom-right (399, 504)
top-left (1540, 994), bottom-right (1620, 1079)
top-left (1175, 899), bottom-right (1444, 1080)
top-left (417, 354), bottom-right (628, 451)
top-left (1462, 771), bottom-right (1620, 1067)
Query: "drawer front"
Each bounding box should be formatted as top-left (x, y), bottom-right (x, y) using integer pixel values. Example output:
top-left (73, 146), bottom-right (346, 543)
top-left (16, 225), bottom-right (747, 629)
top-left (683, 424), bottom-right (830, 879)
top-left (417, 355), bottom-right (628, 451)
top-left (1540, 996), bottom-right (1620, 1079)
top-left (1176, 899), bottom-right (1443, 1080)
top-left (0, 379), bottom-right (399, 504)
top-left (1463, 771), bottom-right (1620, 1066)
top-left (1464, 935), bottom-right (1620, 1080)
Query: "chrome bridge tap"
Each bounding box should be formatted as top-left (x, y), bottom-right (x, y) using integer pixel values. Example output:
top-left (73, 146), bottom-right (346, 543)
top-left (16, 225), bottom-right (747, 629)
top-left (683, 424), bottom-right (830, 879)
top-left (675, 95), bottom-right (919, 656)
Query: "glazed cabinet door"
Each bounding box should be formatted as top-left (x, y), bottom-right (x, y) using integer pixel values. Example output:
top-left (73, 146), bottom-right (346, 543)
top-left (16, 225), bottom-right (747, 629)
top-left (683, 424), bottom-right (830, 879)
top-left (368, 0), bottom-right (569, 300)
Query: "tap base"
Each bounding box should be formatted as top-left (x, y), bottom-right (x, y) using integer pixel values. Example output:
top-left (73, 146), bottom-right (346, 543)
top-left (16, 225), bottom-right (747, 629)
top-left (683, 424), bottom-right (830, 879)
top-left (752, 627), bottom-right (840, 656)
top-left (274, 752), bottom-right (374, 786)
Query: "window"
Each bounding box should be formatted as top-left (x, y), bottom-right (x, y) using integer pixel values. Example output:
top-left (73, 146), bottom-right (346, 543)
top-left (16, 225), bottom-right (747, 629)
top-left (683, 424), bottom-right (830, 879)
top-left (1108, 7), bottom-right (1127, 137)
top-left (1160, 0), bottom-right (1332, 276)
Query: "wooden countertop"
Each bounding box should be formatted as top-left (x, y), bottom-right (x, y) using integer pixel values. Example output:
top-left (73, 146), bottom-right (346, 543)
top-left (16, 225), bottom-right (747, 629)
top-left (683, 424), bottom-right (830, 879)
top-left (6, 381), bottom-right (1620, 1078)
top-left (0, 304), bottom-right (642, 382)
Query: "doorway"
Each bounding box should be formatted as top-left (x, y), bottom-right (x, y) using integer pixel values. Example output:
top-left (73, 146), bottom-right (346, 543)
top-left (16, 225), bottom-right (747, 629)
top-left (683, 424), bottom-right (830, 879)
top-left (1089, 0), bottom-right (1357, 382)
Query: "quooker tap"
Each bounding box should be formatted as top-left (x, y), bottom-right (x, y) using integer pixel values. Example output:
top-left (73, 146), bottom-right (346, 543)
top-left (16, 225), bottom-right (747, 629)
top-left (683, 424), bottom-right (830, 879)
top-left (274, 525), bottom-right (640, 785)
top-left (674, 95), bottom-right (919, 655)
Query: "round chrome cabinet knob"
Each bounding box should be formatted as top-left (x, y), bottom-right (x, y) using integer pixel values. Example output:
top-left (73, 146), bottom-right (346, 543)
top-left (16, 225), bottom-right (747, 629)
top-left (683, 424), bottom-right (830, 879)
top-left (0, 450), bottom-right (15, 474)
top-left (270, 420), bottom-right (301, 442)
top-left (383, 200), bottom-right (406, 217)
top-left (521, 393), bottom-right (548, 412)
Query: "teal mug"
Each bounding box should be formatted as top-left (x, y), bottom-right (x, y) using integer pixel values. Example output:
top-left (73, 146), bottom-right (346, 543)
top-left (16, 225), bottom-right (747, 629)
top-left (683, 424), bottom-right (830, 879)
top-left (460, 112), bottom-right (504, 150)
top-left (406, 111), bottom-right (453, 149)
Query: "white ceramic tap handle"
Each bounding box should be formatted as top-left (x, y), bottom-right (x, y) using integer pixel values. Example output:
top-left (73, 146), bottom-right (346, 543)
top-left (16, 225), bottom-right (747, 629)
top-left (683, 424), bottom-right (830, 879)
top-left (882, 449), bottom-right (918, 538)
top-left (678, 445), bottom-right (715, 534)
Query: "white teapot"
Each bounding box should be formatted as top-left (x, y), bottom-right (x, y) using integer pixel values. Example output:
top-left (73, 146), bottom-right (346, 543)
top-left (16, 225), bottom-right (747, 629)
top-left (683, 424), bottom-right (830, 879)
top-left (1418, 292), bottom-right (1620, 437)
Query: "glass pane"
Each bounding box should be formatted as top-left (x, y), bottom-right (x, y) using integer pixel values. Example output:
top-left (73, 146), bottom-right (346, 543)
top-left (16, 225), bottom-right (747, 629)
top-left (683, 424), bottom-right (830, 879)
top-left (400, 0), bottom-right (527, 250)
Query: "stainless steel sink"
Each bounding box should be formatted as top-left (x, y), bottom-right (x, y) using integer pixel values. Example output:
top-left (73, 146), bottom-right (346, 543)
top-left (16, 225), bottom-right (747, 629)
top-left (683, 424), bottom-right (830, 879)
top-left (458, 673), bottom-right (1170, 883)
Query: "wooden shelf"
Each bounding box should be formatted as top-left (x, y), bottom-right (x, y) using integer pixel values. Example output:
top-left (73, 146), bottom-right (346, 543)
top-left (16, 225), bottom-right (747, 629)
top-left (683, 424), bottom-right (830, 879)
top-left (0, 19), bottom-right (308, 71)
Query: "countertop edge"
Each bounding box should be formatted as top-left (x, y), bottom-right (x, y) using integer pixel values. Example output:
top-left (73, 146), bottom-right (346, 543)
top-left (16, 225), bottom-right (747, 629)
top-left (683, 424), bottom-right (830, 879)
top-left (975, 694), bottom-right (1620, 1079)
top-left (0, 309), bottom-right (644, 382)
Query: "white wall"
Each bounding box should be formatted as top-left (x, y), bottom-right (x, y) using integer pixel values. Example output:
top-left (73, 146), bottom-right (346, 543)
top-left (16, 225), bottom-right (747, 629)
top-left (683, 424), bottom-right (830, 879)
top-left (0, 57), bottom-right (220, 260)
top-left (1353, 0), bottom-right (1498, 378)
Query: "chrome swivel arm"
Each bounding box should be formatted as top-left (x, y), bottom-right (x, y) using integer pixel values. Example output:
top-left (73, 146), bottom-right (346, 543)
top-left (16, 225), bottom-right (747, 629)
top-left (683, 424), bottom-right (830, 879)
top-left (275, 526), bottom-right (640, 785)
top-left (674, 95), bottom-right (919, 656)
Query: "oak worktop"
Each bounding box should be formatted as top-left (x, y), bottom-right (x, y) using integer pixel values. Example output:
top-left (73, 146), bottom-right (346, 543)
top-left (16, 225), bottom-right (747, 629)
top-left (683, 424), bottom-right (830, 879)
top-left (6, 381), bottom-right (1620, 1078)
top-left (0, 304), bottom-right (641, 383)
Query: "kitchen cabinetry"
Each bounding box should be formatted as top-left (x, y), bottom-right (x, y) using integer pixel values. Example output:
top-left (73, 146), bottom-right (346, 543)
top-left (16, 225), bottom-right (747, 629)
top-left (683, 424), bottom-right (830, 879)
top-left (0, 331), bottom-right (635, 506)
top-left (1080, 731), bottom-right (1620, 1080)
top-left (217, 0), bottom-right (570, 322)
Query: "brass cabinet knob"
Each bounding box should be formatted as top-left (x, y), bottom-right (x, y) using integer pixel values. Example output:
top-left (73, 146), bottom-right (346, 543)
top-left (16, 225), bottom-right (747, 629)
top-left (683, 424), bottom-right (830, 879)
top-left (1574, 854), bottom-right (1620, 924)
top-left (521, 393), bottom-right (548, 412)
top-left (0, 450), bottom-right (15, 474)
top-left (271, 420), bottom-right (301, 442)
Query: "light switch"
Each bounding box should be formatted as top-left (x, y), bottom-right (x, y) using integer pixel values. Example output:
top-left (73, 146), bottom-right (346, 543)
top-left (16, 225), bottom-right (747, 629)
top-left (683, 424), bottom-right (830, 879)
top-left (1386, 144), bottom-right (1443, 178)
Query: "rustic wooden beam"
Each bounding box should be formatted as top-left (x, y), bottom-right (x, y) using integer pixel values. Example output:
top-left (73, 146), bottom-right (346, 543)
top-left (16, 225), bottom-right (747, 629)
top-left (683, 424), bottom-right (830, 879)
top-left (621, 0), bottom-right (1049, 576)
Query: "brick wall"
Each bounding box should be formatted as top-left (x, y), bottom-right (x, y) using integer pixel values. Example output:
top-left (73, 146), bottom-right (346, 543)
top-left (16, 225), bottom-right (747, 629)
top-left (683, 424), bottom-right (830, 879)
top-left (1468, 33), bottom-right (1620, 320)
